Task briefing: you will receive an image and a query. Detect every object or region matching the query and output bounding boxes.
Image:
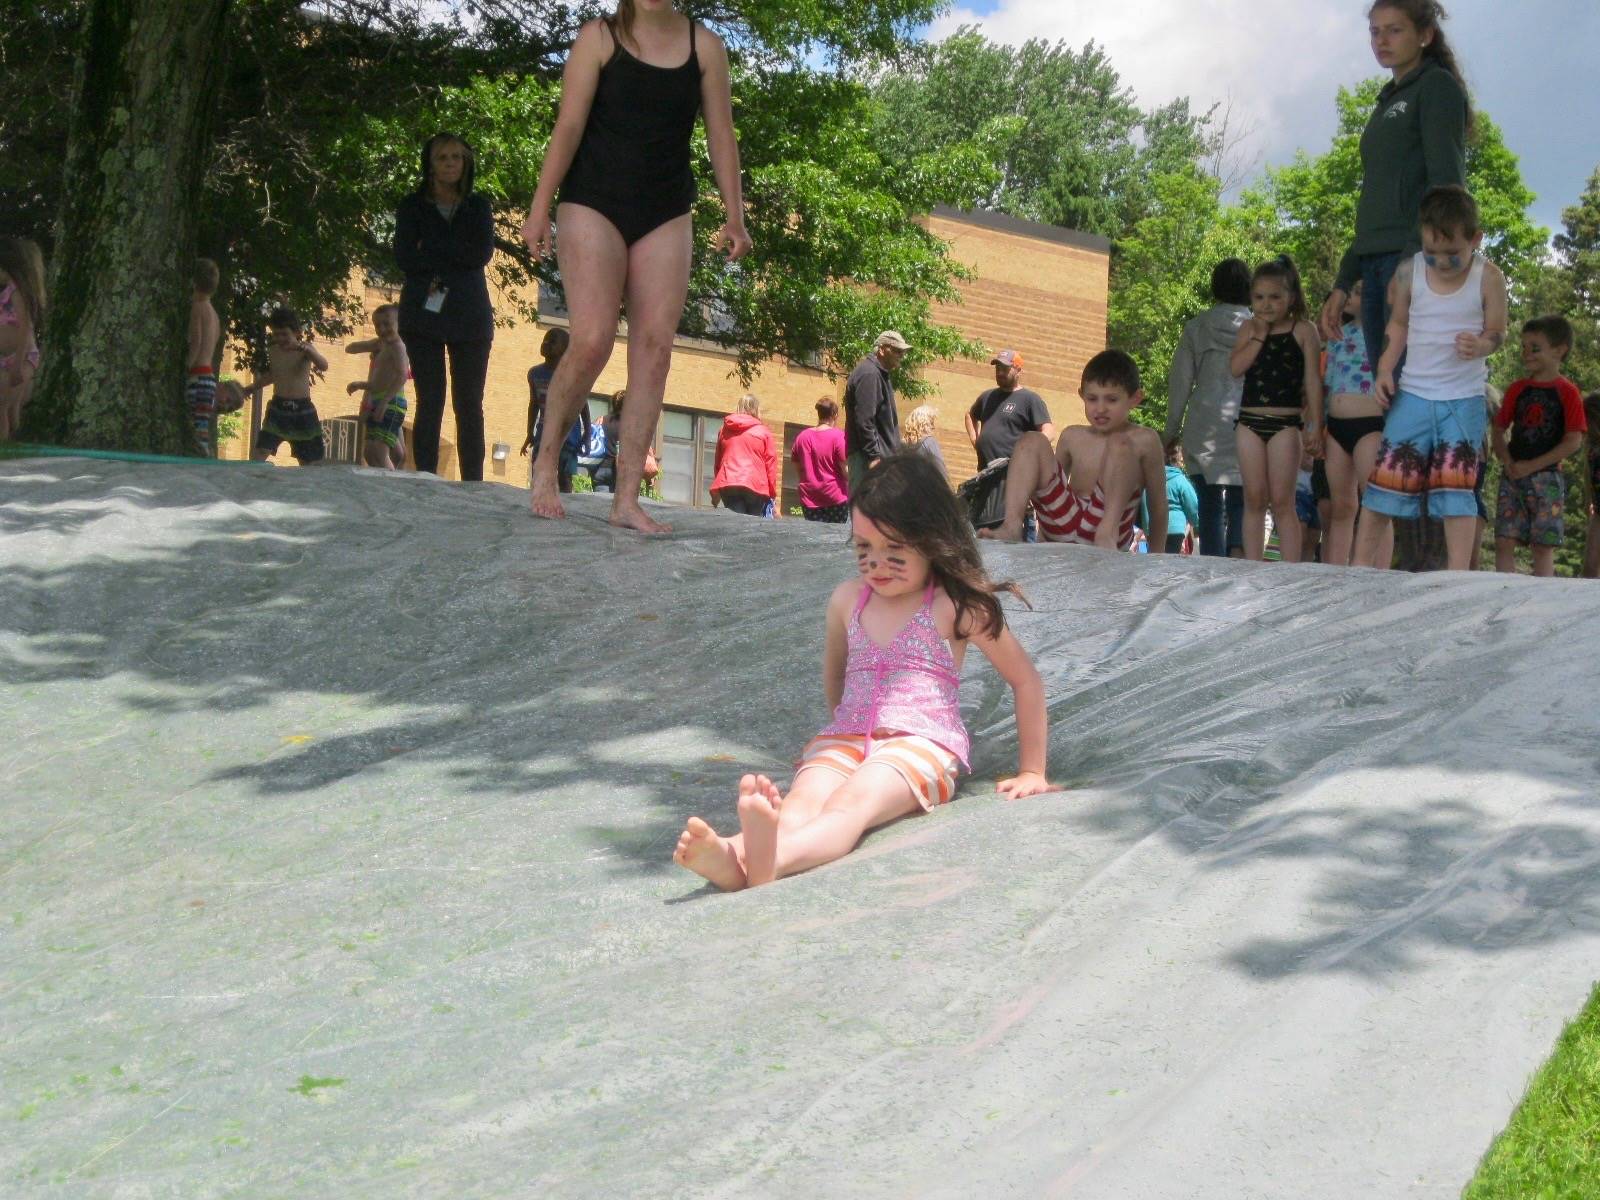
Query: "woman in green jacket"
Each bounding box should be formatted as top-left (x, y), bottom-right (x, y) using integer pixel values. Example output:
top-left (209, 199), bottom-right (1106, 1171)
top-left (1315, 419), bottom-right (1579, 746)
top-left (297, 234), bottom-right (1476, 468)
top-left (1317, 1), bottom-right (1471, 365)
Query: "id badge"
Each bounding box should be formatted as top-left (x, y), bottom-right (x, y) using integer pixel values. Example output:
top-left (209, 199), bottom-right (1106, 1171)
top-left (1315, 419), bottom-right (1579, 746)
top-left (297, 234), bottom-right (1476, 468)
top-left (424, 286), bottom-right (448, 314)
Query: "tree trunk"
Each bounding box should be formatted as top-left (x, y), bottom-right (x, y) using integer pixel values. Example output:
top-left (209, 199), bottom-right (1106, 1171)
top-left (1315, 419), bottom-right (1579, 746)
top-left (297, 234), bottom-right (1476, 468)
top-left (25, 0), bottom-right (232, 453)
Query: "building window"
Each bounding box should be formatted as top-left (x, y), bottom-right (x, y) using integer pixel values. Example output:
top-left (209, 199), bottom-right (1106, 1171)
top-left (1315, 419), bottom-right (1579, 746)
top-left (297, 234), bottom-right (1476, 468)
top-left (658, 407), bottom-right (724, 507)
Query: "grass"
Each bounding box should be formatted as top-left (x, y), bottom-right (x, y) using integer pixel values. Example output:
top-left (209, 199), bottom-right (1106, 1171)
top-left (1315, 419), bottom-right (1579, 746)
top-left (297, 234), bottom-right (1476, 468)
top-left (1463, 980), bottom-right (1600, 1199)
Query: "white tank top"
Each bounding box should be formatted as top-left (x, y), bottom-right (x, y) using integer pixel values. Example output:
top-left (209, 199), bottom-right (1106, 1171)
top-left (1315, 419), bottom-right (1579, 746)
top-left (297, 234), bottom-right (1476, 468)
top-left (1399, 251), bottom-right (1488, 401)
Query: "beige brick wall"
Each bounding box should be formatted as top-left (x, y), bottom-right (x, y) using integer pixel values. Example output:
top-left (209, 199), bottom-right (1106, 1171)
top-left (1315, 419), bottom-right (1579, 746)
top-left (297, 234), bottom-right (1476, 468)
top-left (221, 209), bottom-right (1109, 495)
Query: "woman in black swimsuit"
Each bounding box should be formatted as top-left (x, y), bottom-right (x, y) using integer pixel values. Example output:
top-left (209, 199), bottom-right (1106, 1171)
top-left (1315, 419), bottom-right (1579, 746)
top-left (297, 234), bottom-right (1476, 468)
top-left (522, 0), bottom-right (750, 534)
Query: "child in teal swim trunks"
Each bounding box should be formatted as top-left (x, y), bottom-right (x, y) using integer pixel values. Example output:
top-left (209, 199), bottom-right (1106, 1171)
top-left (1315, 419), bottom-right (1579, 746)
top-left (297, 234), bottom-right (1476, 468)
top-left (346, 303), bottom-right (410, 470)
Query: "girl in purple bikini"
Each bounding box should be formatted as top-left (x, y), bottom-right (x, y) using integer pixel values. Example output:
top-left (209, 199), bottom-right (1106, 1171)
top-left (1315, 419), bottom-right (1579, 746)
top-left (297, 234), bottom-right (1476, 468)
top-left (674, 454), bottom-right (1052, 891)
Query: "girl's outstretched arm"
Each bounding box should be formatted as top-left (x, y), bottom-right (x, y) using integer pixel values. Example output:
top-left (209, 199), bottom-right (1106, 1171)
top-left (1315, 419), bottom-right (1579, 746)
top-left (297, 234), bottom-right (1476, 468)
top-left (965, 618), bottom-right (1050, 799)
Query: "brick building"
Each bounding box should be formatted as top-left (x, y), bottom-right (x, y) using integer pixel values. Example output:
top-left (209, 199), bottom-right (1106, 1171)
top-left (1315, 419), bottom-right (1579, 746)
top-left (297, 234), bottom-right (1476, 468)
top-left (222, 206), bottom-right (1109, 507)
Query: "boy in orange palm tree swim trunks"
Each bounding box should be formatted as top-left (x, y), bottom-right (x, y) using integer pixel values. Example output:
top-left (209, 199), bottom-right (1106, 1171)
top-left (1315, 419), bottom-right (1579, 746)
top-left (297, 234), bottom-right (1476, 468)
top-left (1356, 186), bottom-right (1507, 572)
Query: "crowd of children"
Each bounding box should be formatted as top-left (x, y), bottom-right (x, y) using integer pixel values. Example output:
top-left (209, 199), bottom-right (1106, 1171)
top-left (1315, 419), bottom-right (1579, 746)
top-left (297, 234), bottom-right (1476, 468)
top-left (986, 185), bottom-right (1596, 580)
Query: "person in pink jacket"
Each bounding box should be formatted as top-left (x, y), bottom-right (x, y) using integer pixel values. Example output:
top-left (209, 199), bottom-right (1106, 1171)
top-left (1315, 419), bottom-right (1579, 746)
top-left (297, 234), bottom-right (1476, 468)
top-left (710, 393), bottom-right (779, 515)
top-left (790, 396), bottom-right (850, 522)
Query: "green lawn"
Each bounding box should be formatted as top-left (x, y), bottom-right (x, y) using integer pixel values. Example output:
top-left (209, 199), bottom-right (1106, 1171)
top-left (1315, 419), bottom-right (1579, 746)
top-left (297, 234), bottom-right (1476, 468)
top-left (1464, 980), bottom-right (1600, 1199)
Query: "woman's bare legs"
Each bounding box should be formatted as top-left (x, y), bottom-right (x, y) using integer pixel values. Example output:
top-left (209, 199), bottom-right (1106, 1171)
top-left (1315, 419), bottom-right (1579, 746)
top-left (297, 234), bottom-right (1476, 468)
top-left (531, 204), bottom-right (628, 519)
top-left (611, 213), bottom-right (694, 534)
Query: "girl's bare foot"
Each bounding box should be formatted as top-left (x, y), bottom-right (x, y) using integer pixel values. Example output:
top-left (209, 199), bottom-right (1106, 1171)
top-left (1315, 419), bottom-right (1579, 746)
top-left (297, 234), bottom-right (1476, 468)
top-left (738, 774), bottom-right (784, 887)
top-left (530, 466), bottom-right (566, 519)
top-left (673, 817), bottom-right (745, 891)
top-left (609, 498), bottom-right (672, 535)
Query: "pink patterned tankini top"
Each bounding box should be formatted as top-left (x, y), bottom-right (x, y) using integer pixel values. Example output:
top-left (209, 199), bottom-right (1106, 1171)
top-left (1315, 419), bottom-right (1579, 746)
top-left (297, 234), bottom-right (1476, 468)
top-left (819, 582), bottom-right (970, 768)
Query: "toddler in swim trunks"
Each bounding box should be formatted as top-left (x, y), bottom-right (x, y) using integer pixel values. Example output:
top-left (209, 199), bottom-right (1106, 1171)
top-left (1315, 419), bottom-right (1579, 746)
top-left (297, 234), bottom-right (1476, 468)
top-left (244, 307), bottom-right (329, 465)
top-left (672, 453), bottom-right (1051, 891)
top-left (1490, 316), bottom-right (1586, 578)
top-left (978, 349), bottom-right (1169, 552)
top-left (345, 303), bottom-right (410, 470)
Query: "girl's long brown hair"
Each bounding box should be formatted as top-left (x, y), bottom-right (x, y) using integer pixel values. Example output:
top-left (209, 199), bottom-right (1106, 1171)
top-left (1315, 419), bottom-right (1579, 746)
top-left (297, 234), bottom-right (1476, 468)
top-left (851, 453), bottom-right (1028, 641)
top-left (1369, 0), bottom-right (1473, 127)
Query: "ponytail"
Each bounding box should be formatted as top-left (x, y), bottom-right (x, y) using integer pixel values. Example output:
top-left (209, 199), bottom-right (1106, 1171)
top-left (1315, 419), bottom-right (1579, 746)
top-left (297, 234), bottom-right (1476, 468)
top-left (1369, 0), bottom-right (1473, 128)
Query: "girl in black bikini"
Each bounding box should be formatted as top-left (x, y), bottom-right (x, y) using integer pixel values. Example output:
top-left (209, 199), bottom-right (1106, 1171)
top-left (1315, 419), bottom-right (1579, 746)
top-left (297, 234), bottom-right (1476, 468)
top-left (1229, 256), bottom-right (1324, 563)
top-left (521, 0), bottom-right (751, 534)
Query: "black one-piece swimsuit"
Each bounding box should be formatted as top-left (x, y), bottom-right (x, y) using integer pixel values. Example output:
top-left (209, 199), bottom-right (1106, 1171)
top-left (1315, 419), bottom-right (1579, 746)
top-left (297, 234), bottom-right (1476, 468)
top-left (560, 20), bottom-right (703, 246)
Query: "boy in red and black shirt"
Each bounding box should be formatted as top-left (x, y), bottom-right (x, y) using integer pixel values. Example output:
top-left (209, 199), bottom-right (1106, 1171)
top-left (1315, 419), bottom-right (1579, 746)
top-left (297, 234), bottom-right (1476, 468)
top-left (1491, 315), bottom-right (1586, 576)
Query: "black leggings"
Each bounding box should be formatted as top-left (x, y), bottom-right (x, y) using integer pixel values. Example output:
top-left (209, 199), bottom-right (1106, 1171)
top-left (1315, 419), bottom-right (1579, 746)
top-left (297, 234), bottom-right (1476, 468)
top-left (409, 335), bottom-right (492, 481)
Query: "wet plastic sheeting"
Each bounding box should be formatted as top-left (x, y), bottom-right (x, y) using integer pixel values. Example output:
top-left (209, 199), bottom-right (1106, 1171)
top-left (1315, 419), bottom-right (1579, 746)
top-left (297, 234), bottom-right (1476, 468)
top-left (3, 458), bottom-right (1598, 1198)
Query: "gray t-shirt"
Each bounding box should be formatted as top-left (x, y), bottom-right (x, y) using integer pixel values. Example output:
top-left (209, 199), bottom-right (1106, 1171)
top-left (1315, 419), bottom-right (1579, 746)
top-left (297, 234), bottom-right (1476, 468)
top-left (969, 387), bottom-right (1050, 467)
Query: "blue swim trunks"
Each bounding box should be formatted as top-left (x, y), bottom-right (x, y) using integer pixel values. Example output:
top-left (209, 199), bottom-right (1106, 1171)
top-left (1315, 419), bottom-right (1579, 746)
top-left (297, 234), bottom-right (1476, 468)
top-left (1362, 390), bottom-right (1485, 520)
top-left (257, 396), bottom-right (325, 464)
top-left (366, 394), bottom-right (407, 449)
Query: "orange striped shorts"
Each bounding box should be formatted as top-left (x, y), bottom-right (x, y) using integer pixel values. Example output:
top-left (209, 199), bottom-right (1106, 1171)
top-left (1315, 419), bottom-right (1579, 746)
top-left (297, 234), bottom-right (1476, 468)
top-left (796, 733), bottom-right (962, 811)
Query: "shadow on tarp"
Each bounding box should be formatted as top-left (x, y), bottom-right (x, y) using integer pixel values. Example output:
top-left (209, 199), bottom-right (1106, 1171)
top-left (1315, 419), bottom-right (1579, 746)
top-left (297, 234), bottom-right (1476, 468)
top-left (2, 455), bottom-right (1599, 980)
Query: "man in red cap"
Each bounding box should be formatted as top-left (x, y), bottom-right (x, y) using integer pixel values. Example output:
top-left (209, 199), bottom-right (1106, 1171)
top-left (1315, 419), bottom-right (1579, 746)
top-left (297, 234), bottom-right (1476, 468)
top-left (966, 350), bottom-right (1055, 468)
top-left (965, 349), bottom-right (1055, 537)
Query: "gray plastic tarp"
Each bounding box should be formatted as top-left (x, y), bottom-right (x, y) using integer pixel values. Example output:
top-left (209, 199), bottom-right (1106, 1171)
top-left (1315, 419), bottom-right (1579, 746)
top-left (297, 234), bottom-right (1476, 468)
top-left (3, 458), bottom-right (1598, 1198)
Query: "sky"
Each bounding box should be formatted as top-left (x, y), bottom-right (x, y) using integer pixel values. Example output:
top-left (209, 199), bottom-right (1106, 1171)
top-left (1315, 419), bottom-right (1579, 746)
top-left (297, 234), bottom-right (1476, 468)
top-left (925, 0), bottom-right (1599, 237)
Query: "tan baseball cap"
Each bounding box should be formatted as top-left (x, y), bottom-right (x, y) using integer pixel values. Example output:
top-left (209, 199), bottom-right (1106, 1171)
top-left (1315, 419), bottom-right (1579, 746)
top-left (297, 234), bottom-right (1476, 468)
top-left (875, 330), bottom-right (911, 350)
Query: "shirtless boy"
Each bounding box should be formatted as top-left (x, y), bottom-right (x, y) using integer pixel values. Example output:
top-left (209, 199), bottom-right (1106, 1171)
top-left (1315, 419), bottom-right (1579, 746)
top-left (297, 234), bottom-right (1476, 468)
top-left (980, 349), bottom-right (1168, 551)
top-left (244, 307), bottom-right (329, 465)
top-left (187, 258), bottom-right (222, 456)
top-left (345, 304), bottom-right (410, 469)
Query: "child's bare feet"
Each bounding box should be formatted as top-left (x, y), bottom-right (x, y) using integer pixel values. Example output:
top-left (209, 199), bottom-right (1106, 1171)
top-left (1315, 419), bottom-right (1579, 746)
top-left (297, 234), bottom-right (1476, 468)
top-left (978, 520), bottom-right (1023, 542)
top-left (609, 498), bottom-right (672, 535)
top-left (530, 465), bottom-right (566, 520)
top-left (738, 774), bottom-right (784, 887)
top-left (673, 816), bottom-right (746, 891)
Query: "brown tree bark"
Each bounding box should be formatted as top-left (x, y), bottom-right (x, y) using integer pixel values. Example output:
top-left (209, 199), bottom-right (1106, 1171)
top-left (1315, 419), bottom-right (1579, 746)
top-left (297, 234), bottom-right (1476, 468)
top-left (25, 0), bottom-right (232, 453)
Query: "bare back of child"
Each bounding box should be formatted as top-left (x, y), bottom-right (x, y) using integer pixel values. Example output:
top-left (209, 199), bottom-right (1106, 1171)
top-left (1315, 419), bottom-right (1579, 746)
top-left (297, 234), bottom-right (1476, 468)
top-left (187, 259), bottom-right (222, 456)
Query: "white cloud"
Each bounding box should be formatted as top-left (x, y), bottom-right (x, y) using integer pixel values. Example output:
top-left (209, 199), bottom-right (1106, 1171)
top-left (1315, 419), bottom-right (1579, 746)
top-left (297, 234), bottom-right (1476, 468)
top-left (929, 0), bottom-right (1373, 183)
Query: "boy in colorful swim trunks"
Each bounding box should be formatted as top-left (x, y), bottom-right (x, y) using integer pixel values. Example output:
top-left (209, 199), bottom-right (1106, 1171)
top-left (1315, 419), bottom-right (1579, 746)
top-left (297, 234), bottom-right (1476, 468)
top-left (345, 303), bottom-right (410, 470)
top-left (1490, 316), bottom-right (1586, 577)
top-left (244, 307), bottom-right (329, 465)
top-left (1356, 185), bottom-right (1508, 572)
top-left (980, 349), bottom-right (1167, 551)
top-left (187, 258), bottom-right (222, 456)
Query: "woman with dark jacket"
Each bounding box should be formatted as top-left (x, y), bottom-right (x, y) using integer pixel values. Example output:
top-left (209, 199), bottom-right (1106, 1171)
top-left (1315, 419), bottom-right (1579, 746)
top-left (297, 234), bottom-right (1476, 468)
top-left (394, 132), bottom-right (496, 480)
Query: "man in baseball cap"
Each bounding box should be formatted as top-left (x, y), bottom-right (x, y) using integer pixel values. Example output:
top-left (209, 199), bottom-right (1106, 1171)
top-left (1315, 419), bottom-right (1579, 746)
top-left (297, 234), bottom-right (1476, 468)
top-left (967, 348), bottom-right (1055, 470)
top-left (843, 331), bottom-right (911, 489)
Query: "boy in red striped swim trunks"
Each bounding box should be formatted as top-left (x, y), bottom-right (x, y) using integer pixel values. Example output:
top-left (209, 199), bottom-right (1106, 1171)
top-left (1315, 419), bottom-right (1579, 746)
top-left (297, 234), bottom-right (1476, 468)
top-left (980, 349), bottom-right (1168, 551)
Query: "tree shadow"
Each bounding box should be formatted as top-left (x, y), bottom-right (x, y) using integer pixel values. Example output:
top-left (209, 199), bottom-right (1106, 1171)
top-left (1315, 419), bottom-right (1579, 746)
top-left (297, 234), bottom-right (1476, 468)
top-left (4, 458), bottom-right (1600, 985)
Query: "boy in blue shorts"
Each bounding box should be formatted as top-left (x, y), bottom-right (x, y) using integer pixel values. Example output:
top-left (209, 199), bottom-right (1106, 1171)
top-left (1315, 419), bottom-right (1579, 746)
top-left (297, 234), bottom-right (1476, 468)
top-left (346, 303), bottom-right (410, 470)
top-left (245, 307), bottom-right (330, 465)
top-left (1491, 316), bottom-right (1586, 577)
top-left (1355, 186), bottom-right (1508, 571)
